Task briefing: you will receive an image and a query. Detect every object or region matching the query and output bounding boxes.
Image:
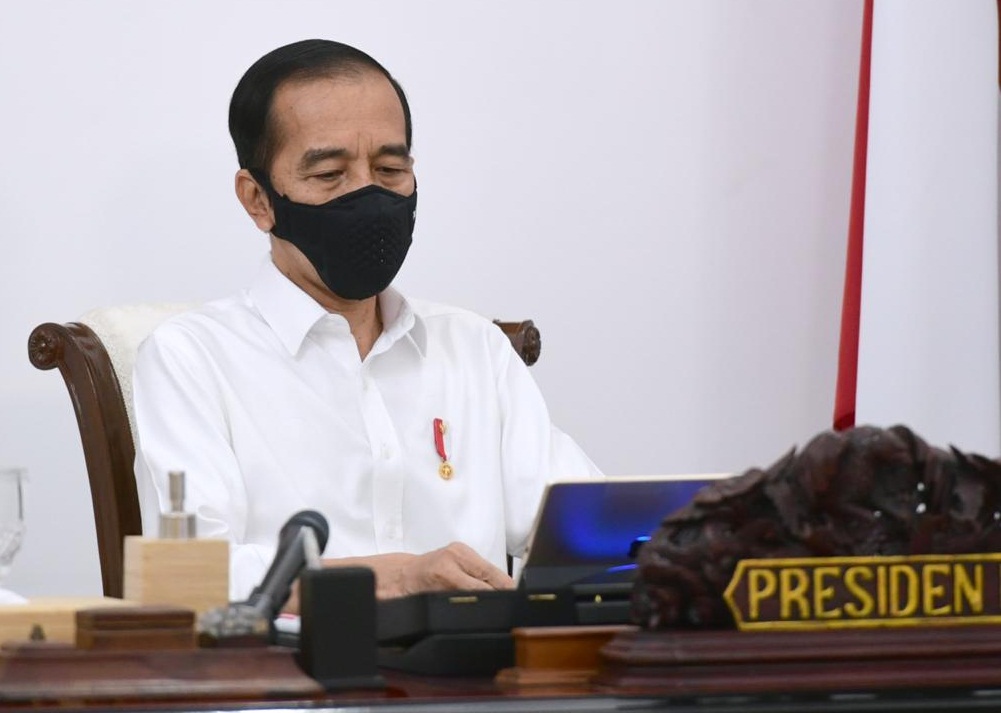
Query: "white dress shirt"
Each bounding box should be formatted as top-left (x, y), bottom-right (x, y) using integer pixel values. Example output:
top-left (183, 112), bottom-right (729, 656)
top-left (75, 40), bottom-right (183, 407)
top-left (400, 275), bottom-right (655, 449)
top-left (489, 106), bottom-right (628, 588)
top-left (133, 259), bottom-right (601, 599)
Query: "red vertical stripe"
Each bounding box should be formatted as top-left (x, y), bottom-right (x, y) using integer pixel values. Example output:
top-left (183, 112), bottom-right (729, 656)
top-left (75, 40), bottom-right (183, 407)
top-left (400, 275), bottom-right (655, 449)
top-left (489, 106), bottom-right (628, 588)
top-left (833, 0), bottom-right (874, 432)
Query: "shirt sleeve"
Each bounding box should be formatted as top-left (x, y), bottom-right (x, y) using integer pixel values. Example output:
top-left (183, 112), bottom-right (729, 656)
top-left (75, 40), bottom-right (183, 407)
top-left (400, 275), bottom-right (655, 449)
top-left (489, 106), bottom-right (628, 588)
top-left (494, 331), bottom-right (603, 557)
top-left (132, 323), bottom-right (274, 600)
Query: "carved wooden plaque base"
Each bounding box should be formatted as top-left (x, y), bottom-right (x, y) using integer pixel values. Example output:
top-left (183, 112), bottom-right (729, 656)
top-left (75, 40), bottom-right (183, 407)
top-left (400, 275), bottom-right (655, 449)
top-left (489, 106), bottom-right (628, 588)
top-left (0, 642), bottom-right (324, 705)
top-left (595, 625), bottom-right (1001, 695)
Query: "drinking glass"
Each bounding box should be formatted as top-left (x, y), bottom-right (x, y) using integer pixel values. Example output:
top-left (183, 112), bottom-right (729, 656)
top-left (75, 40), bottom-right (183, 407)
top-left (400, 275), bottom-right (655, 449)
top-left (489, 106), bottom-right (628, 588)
top-left (0, 468), bottom-right (26, 586)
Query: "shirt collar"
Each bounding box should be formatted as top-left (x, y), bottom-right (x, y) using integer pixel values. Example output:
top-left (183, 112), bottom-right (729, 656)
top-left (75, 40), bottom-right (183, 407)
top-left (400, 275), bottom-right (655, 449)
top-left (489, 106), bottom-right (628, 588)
top-left (248, 259), bottom-right (426, 358)
top-left (376, 285), bottom-right (427, 358)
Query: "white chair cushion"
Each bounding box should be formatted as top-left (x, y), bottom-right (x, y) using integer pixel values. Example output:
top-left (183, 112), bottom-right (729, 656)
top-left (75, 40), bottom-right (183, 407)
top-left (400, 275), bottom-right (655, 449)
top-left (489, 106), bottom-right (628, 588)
top-left (79, 303), bottom-right (198, 442)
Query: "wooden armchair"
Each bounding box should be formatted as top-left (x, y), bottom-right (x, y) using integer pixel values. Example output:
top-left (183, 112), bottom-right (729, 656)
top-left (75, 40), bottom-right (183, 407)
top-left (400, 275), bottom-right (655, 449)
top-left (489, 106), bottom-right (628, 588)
top-left (28, 309), bottom-right (542, 598)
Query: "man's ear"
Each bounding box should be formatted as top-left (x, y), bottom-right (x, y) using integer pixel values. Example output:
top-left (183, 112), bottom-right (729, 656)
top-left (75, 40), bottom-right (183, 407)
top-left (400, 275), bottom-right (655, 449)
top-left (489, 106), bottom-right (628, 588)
top-left (235, 169), bottom-right (275, 233)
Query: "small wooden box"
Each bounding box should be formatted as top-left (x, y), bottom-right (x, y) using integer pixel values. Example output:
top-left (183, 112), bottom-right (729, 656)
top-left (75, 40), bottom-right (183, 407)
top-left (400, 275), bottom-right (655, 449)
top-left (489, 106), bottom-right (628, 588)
top-left (123, 536), bottom-right (229, 616)
top-left (496, 625), bottom-right (636, 688)
top-left (76, 606), bottom-right (195, 651)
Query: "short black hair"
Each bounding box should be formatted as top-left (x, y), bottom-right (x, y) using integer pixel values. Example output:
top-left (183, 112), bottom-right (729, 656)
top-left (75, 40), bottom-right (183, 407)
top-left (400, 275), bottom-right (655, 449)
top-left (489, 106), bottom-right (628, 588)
top-left (228, 39), bottom-right (412, 174)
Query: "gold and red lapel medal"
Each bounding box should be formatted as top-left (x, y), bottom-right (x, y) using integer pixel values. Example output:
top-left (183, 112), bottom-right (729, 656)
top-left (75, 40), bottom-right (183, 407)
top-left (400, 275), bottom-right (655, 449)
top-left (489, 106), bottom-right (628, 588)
top-left (433, 418), bottom-right (453, 480)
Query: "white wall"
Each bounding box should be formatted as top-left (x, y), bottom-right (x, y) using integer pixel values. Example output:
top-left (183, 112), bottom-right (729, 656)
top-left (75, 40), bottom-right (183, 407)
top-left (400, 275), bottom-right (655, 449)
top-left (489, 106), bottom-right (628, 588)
top-left (0, 0), bottom-right (862, 596)
top-left (856, 0), bottom-right (1001, 453)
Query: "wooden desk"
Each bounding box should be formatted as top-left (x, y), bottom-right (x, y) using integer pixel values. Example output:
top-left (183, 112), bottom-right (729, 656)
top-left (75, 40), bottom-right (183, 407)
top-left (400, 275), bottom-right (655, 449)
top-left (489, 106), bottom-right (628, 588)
top-left (8, 628), bottom-right (1001, 712)
top-left (6, 663), bottom-right (1001, 712)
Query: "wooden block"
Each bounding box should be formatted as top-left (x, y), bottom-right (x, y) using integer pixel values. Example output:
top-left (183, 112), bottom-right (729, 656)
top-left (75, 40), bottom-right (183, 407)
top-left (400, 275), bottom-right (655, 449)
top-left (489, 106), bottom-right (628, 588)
top-left (496, 625), bottom-right (636, 689)
top-left (513, 625), bottom-right (636, 669)
top-left (76, 628), bottom-right (195, 651)
top-left (76, 606), bottom-right (196, 651)
top-left (0, 598), bottom-right (135, 645)
top-left (77, 605), bottom-right (194, 631)
top-left (123, 537), bottom-right (229, 616)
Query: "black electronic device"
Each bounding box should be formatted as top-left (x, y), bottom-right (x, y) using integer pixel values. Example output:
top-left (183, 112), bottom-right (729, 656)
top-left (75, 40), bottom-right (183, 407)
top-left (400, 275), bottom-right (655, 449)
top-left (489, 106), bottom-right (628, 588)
top-left (517, 476), bottom-right (727, 624)
top-left (377, 588), bottom-right (576, 646)
top-left (299, 567), bottom-right (384, 690)
top-left (378, 633), bottom-right (514, 677)
top-left (375, 587), bottom-right (575, 676)
top-left (275, 587), bottom-right (575, 676)
top-left (518, 476), bottom-right (724, 590)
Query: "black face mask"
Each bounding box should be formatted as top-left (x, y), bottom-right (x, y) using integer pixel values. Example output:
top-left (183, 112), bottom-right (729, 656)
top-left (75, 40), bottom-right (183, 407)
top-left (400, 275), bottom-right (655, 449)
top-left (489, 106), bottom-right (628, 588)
top-left (253, 171), bottom-right (417, 301)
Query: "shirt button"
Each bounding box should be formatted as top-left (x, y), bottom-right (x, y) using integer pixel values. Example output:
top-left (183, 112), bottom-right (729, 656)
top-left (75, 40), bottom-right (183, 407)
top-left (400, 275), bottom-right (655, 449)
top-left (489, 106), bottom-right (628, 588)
top-left (381, 445), bottom-right (392, 460)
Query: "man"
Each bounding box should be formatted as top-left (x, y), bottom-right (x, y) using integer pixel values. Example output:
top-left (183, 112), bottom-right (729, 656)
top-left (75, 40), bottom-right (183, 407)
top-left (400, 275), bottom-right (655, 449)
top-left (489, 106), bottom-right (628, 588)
top-left (133, 39), bottom-right (600, 604)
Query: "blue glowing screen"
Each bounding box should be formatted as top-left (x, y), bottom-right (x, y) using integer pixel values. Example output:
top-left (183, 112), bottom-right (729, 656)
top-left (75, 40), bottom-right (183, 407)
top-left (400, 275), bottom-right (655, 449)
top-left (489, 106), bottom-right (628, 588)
top-left (525, 478), bottom-right (715, 568)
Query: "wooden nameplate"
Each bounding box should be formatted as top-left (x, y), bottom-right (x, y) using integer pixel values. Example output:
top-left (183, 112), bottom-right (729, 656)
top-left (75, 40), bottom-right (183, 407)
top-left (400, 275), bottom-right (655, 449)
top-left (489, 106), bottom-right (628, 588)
top-left (595, 625), bottom-right (1001, 695)
top-left (496, 625), bottom-right (636, 689)
top-left (0, 642), bottom-right (324, 705)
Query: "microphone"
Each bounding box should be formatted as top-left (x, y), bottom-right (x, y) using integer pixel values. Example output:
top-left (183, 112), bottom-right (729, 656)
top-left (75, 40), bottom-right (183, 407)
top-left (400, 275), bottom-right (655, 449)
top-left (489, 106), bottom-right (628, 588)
top-left (198, 510), bottom-right (329, 644)
top-left (245, 509), bottom-right (330, 619)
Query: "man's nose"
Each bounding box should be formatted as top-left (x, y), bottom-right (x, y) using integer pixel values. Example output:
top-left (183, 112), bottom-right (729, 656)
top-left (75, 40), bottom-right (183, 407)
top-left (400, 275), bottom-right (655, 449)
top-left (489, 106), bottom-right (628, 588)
top-left (345, 164), bottom-right (376, 192)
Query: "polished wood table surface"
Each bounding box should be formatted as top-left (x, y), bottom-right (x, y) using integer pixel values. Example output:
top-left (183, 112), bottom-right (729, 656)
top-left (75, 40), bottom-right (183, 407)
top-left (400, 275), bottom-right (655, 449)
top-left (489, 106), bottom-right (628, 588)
top-left (9, 627), bottom-right (1001, 712)
top-left (9, 667), bottom-right (1001, 713)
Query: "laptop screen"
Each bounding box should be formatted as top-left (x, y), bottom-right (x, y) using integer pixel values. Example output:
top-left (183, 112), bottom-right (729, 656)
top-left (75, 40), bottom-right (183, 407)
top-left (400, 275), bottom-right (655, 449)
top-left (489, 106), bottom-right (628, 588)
top-left (518, 475), bottom-right (729, 590)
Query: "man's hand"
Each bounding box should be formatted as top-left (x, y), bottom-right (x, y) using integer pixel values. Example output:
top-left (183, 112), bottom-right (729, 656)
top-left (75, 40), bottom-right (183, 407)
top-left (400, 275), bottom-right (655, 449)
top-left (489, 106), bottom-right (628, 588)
top-left (320, 542), bottom-right (514, 601)
top-left (385, 542), bottom-right (514, 598)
